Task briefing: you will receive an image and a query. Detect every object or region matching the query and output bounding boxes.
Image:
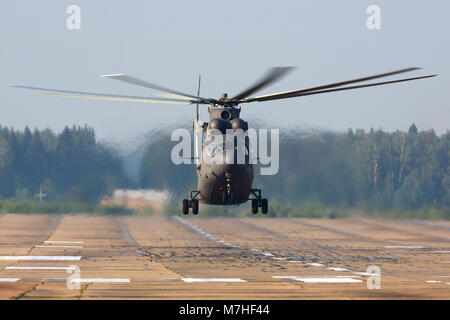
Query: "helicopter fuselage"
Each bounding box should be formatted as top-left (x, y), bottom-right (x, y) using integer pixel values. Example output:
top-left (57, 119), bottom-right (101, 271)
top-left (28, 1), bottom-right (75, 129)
top-left (197, 107), bottom-right (254, 205)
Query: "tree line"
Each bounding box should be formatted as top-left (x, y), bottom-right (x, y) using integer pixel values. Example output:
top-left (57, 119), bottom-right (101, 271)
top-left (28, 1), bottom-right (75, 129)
top-left (140, 123), bottom-right (449, 211)
top-left (0, 123), bottom-right (448, 214)
top-left (0, 125), bottom-right (128, 202)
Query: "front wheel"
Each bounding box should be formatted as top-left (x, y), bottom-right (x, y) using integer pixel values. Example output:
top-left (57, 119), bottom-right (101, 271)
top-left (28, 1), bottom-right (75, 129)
top-left (251, 199), bottom-right (258, 214)
top-left (182, 199), bottom-right (189, 215)
top-left (192, 200), bottom-right (199, 215)
top-left (261, 198), bottom-right (268, 214)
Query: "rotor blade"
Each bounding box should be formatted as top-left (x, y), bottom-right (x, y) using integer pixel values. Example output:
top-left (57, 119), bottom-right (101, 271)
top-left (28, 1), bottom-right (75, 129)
top-left (12, 85), bottom-right (198, 104)
top-left (230, 67), bottom-right (295, 100)
top-left (242, 74), bottom-right (436, 103)
top-left (101, 74), bottom-right (208, 100)
top-left (242, 67), bottom-right (421, 102)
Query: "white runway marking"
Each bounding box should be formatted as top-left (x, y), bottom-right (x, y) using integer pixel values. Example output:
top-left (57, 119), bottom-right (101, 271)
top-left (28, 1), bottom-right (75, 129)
top-left (257, 252), bottom-right (274, 257)
top-left (273, 276), bottom-right (362, 283)
top-left (0, 256), bottom-right (81, 261)
top-left (328, 267), bottom-right (351, 272)
top-left (0, 278), bottom-right (20, 282)
top-left (173, 217), bottom-right (278, 260)
top-left (42, 278), bottom-right (130, 283)
top-left (172, 217), bottom-right (245, 252)
top-left (181, 278), bottom-right (247, 283)
top-left (44, 241), bottom-right (84, 244)
top-left (384, 246), bottom-right (425, 249)
top-left (272, 257), bottom-right (287, 260)
top-left (434, 251), bottom-right (450, 253)
top-left (6, 266), bottom-right (76, 271)
top-left (353, 272), bottom-right (381, 277)
top-left (35, 245), bottom-right (83, 248)
top-left (426, 280), bottom-right (442, 283)
top-left (308, 263), bottom-right (325, 267)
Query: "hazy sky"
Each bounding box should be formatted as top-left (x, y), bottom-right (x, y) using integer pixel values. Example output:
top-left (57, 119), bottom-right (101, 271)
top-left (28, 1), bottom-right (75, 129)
top-left (1, 1), bottom-right (449, 145)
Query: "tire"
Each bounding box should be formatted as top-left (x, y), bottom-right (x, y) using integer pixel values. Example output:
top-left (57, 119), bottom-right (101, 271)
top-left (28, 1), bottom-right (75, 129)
top-left (182, 199), bottom-right (189, 215)
top-left (192, 200), bottom-right (199, 215)
top-left (261, 198), bottom-right (268, 214)
top-left (251, 199), bottom-right (258, 214)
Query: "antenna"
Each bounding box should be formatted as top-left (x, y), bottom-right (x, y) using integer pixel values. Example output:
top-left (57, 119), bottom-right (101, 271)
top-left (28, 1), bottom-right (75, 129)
top-left (196, 74), bottom-right (201, 119)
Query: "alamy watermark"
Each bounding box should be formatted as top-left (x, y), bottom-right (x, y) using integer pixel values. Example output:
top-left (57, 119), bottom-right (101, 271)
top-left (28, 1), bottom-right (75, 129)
top-left (366, 265), bottom-right (381, 289)
top-left (66, 265), bottom-right (81, 290)
top-left (367, 5), bottom-right (381, 30)
top-left (171, 128), bottom-right (280, 176)
top-left (66, 5), bottom-right (81, 30)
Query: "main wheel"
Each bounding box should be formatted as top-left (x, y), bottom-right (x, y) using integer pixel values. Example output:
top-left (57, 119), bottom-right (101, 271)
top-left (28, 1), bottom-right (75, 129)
top-left (251, 199), bottom-right (258, 214)
top-left (261, 198), bottom-right (268, 214)
top-left (191, 199), bottom-right (199, 215)
top-left (182, 199), bottom-right (189, 215)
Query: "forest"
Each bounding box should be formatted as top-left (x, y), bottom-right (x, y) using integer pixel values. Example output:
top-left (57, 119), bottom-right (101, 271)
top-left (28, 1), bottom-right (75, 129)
top-left (0, 123), bottom-right (448, 218)
top-left (140, 123), bottom-right (449, 218)
top-left (0, 125), bottom-right (128, 203)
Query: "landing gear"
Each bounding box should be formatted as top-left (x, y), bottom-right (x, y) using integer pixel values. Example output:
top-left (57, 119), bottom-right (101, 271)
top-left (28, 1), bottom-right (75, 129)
top-left (182, 190), bottom-right (200, 215)
top-left (261, 198), bottom-right (268, 214)
top-left (250, 189), bottom-right (268, 214)
top-left (191, 199), bottom-right (199, 215)
top-left (182, 199), bottom-right (189, 215)
top-left (251, 199), bottom-right (258, 214)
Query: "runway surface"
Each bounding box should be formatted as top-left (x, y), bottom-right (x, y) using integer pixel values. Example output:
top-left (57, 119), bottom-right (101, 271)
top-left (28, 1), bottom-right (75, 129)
top-left (0, 214), bottom-right (449, 299)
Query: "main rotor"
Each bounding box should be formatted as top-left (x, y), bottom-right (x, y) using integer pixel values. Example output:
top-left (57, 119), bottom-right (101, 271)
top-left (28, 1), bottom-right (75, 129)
top-left (13, 67), bottom-right (436, 111)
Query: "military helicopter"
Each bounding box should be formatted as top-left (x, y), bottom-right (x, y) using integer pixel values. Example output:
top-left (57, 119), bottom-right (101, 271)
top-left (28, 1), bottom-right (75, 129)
top-left (14, 67), bottom-right (435, 215)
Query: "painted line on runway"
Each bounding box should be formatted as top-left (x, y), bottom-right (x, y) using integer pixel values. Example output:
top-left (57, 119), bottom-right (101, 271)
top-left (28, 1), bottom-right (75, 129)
top-left (434, 251), bottom-right (450, 253)
top-left (308, 263), bottom-right (325, 267)
top-left (271, 259), bottom-right (308, 263)
top-left (426, 280), bottom-right (442, 283)
top-left (259, 252), bottom-right (275, 257)
top-left (384, 246), bottom-right (425, 249)
top-left (173, 216), bottom-right (242, 249)
top-left (272, 276), bottom-right (363, 283)
top-left (42, 278), bottom-right (130, 283)
top-left (0, 278), bottom-right (20, 282)
top-left (6, 266), bottom-right (77, 271)
top-left (0, 256), bottom-right (81, 261)
top-left (181, 278), bottom-right (247, 283)
top-left (353, 272), bottom-right (380, 277)
top-left (328, 267), bottom-right (351, 272)
top-left (35, 245), bottom-right (83, 248)
top-left (174, 217), bottom-right (285, 261)
top-left (44, 241), bottom-right (84, 244)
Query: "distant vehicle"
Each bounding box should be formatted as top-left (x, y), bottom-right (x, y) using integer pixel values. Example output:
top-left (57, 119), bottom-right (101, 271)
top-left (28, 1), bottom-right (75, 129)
top-left (14, 67), bottom-right (435, 214)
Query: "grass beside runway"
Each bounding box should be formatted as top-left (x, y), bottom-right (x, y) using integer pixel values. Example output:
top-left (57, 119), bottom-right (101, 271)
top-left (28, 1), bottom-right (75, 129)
top-left (0, 200), bottom-right (132, 215)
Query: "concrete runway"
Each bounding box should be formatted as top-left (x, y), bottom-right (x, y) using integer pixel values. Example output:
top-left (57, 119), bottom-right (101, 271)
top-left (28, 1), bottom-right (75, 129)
top-left (0, 214), bottom-right (449, 299)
